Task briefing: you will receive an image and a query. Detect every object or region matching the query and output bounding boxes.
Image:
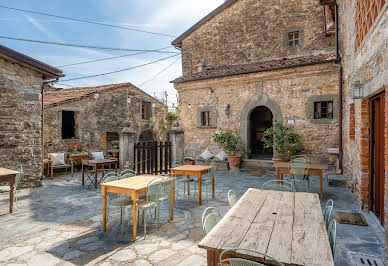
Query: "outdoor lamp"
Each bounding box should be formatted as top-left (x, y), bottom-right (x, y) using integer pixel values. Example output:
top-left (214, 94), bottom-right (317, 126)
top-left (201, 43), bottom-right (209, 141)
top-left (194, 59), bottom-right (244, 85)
top-left (127, 96), bottom-right (131, 103)
top-left (94, 91), bottom-right (100, 99)
top-left (152, 102), bottom-right (156, 108)
top-left (225, 104), bottom-right (231, 115)
top-left (351, 80), bottom-right (364, 99)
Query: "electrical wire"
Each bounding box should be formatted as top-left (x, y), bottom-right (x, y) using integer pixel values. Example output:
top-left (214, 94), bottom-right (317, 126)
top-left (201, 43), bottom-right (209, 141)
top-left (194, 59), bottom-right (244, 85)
top-left (60, 54), bottom-right (180, 82)
top-left (0, 35), bottom-right (179, 53)
top-left (56, 46), bottom-right (174, 67)
top-left (138, 57), bottom-right (180, 87)
top-left (0, 5), bottom-right (176, 38)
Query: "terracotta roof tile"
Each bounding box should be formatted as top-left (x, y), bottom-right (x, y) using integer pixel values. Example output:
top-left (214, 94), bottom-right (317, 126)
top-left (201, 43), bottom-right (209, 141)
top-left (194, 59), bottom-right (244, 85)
top-left (171, 53), bottom-right (336, 83)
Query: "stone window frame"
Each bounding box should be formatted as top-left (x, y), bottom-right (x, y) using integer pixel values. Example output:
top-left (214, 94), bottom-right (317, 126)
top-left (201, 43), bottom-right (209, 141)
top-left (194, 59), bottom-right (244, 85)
top-left (282, 27), bottom-right (304, 49)
top-left (60, 107), bottom-right (81, 140)
top-left (197, 105), bottom-right (217, 128)
top-left (306, 94), bottom-right (338, 124)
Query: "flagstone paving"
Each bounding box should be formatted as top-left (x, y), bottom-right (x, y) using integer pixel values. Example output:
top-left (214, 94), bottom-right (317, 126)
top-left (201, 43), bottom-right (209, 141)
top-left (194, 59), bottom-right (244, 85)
top-left (0, 170), bottom-right (386, 265)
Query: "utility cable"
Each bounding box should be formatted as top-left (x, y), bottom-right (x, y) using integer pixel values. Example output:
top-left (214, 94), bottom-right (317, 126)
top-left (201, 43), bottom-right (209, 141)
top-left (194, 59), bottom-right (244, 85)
top-left (138, 57), bottom-right (180, 87)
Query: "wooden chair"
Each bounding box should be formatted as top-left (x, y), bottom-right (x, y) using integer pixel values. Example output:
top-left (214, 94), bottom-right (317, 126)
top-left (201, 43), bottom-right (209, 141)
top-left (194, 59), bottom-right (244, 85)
top-left (48, 153), bottom-right (71, 179)
top-left (220, 248), bottom-right (285, 266)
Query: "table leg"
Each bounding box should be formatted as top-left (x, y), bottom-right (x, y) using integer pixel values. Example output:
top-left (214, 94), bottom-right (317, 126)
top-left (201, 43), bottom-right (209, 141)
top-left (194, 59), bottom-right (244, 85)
top-left (9, 175), bottom-right (15, 213)
top-left (132, 192), bottom-right (138, 241)
top-left (170, 180), bottom-right (174, 221)
top-left (207, 250), bottom-right (216, 266)
top-left (186, 175), bottom-right (190, 196)
top-left (94, 165), bottom-right (98, 189)
top-left (102, 186), bottom-right (107, 232)
top-left (276, 168), bottom-right (280, 184)
top-left (82, 163), bottom-right (85, 186)
top-left (320, 170), bottom-right (323, 199)
top-left (198, 173), bottom-right (202, 205)
top-left (71, 160), bottom-right (74, 177)
top-left (101, 165), bottom-right (105, 180)
top-left (212, 173), bottom-right (215, 199)
top-left (115, 162), bottom-right (118, 175)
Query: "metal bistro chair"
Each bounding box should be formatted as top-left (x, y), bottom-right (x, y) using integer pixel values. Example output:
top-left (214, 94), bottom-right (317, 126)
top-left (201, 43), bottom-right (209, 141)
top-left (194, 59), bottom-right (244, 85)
top-left (100, 171), bottom-right (116, 183)
top-left (228, 190), bottom-right (238, 208)
top-left (323, 199), bottom-right (334, 229)
top-left (103, 173), bottom-right (132, 233)
top-left (138, 177), bottom-right (163, 239)
top-left (287, 159), bottom-right (310, 192)
top-left (194, 163), bottom-right (216, 202)
top-left (262, 180), bottom-right (295, 192)
top-left (328, 219), bottom-right (337, 257)
top-left (291, 155), bottom-right (309, 163)
top-left (120, 169), bottom-right (136, 177)
top-left (220, 248), bottom-right (285, 266)
top-left (201, 206), bottom-right (220, 236)
top-left (0, 165), bottom-right (23, 208)
top-left (172, 161), bottom-right (194, 198)
top-left (161, 174), bottom-right (175, 215)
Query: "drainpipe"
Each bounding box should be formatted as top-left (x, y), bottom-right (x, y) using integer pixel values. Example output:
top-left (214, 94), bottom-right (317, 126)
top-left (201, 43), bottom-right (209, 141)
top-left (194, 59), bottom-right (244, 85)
top-left (319, 0), bottom-right (343, 174)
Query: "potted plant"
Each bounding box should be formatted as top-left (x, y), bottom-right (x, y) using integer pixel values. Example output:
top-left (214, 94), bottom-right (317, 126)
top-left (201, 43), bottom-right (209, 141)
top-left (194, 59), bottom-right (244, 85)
top-left (184, 156), bottom-right (195, 165)
top-left (109, 140), bottom-right (120, 158)
top-left (213, 130), bottom-right (243, 169)
top-left (263, 121), bottom-right (303, 161)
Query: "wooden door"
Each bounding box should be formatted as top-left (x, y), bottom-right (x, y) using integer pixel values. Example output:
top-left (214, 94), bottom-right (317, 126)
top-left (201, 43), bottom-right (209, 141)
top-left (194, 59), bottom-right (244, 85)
top-left (370, 92), bottom-right (385, 225)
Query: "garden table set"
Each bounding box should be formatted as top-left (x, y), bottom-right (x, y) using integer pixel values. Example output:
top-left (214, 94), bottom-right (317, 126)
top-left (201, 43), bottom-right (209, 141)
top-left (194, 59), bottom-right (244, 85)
top-left (81, 158), bottom-right (118, 189)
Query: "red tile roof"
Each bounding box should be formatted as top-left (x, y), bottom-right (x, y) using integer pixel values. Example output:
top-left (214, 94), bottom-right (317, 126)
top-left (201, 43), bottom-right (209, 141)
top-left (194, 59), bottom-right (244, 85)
top-left (171, 53), bottom-right (336, 83)
top-left (44, 82), bottom-right (133, 108)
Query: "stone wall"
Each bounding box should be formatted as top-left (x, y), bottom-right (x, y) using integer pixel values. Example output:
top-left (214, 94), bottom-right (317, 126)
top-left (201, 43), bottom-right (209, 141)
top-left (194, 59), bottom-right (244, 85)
top-left (175, 63), bottom-right (339, 162)
top-left (180, 0), bottom-right (334, 75)
top-left (0, 58), bottom-right (43, 187)
top-left (44, 86), bottom-right (169, 156)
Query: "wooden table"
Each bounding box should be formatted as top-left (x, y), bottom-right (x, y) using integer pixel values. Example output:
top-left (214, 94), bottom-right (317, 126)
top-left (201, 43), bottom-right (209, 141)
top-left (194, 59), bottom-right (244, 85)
top-left (171, 165), bottom-right (214, 205)
top-left (0, 168), bottom-right (20, 213)
top-left (69, 154), bottom-right (89, 177)
top-left (100, 174), bottom-right (175, 241)
top-left (199, 188), bottom-right (334, 266)
top-left (82, 158), bottom-right (118, 189)
top-left (274, 161), bottom-right (328, 199)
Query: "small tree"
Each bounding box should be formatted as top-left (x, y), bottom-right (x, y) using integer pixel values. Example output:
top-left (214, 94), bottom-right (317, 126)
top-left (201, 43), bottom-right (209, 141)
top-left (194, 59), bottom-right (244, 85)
top-left (263, 121), bottom-right (303, 160)
top-left (213, 130), bottom-right (243, 155)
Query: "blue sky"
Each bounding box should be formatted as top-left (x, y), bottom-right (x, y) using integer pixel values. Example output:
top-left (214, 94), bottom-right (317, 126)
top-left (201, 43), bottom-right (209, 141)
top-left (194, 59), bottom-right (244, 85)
top-left (0, 0), bottom-right (224, 106)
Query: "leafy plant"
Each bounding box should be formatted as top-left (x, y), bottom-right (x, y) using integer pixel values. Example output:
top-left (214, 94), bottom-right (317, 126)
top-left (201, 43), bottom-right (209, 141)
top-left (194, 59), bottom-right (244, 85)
top-left (213, 130), bottom-right (243, 156)
top-left (75, 144), bottom-right (85, 152)
top-left (168, 110), bottom-right (179, 121)
top-left (263, 121), bottom-right (303, 160)
top-left (184, 156), bottom-right (194, 161)
top-left (66, 145), bottom-right (75, 153)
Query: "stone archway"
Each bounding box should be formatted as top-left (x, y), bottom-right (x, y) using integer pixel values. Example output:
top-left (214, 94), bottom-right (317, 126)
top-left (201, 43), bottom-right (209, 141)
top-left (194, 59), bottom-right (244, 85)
top-left (240, 94), bottom-right (282, 153)
top-left (138, 129), bottom-right (156, 142)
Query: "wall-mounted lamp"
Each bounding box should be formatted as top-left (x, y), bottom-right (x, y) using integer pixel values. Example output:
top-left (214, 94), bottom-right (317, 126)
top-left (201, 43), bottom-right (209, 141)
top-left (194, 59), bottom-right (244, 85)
top-left (94, 91), bottom-right (100, 99)
top-left (225, 104), bottom-right (231, 116)
top-left (152, 102), bottom-right (156, 108)
top-left (127, 96), bottom-right (132, 103)
top-left (351, 80), bottom-right (364, 99)
top-left (188, 104), bottom-right (192, 109)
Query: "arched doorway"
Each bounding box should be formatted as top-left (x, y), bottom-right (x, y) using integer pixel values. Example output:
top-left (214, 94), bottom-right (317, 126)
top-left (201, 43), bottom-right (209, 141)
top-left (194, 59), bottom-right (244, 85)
top-left (138, 129), bottom-right (156, 142)
top-left (249, 106), bottom-right (273, 159)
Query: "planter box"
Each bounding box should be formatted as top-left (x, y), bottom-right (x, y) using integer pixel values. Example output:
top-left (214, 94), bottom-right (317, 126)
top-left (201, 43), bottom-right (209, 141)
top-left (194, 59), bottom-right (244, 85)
top-left (184, 160), bottom-right (195, 165)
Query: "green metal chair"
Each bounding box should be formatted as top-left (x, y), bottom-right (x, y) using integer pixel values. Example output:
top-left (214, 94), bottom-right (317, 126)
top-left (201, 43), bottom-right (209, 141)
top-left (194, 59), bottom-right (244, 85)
top-left (119, 172), bottom-right (135, 180)
top-left (220, 248), bottom-right (285, 266)
top-left (262, 180), bottom-right (295, 192)
top-left (120, 169), bottom-right (136, 177)
top-left (291, 155), bottom-right (309, 163)
top-left (158, 174), bottom-right (175, 220)
top-left (138, 177), bottom-right (163, 239)
top-left (323, 199), bottom-right (334, 229)
top-left (100, 171), bottom-right (116, 183)
top-left (0, 165), bottom-right (23, 208)
top-left (172, 161), bottom-right (194, 198)
top-left (287, 159), bottom-right (310, 192)
top-left (228, 190), bottom-right (238, 208)
top-left (195, 163), bottom-right (216, 202)
top-left (201, 206), bottom-right (220, 236)
top-left (328, 219), bottom-right (337, 257)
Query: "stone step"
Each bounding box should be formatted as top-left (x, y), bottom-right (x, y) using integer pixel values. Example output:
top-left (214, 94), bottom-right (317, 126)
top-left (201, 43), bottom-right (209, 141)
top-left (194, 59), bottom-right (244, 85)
top-left (241, 159), bottom-right (275, 171)
top-left (327, 173), bottom-right (347, 187)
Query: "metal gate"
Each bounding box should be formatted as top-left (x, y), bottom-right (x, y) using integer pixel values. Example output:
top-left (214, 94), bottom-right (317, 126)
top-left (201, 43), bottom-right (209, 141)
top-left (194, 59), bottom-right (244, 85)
top-left (134, 141), bottom-right (172, 175)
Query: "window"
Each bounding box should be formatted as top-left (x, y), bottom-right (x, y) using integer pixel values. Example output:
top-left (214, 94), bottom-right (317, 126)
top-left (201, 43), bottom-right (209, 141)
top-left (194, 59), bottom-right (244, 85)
top-left (355, 0), bottom-right (387, 51)
top-left (141, 101), bottom-right (152, 120)
top-left (314, 101), bottom-right (334, 119)
top-left (288, 31), bottom-right (299, 47)
top-left (201, 111), bottom-right (210, 126)
top-left (62, 111), bottom-right (78, 139)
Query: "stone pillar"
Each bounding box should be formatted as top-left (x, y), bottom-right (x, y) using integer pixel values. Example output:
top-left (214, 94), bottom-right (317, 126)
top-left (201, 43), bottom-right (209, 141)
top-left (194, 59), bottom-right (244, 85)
top-left (169, 120), bottom-right (184, 163)
top-left (119, 120), bottom-right (136, 170)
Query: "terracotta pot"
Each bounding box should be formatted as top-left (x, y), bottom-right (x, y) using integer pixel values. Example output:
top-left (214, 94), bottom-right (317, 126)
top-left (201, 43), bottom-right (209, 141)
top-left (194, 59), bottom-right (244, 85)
top-left (228, 155), bottom-right (242, 169)
top-left (272, 157), bottom-right (290, 162)
top-left (184, 160), bottom-right (195, 165)
top-left (112, 151), bottom-right (119, 158)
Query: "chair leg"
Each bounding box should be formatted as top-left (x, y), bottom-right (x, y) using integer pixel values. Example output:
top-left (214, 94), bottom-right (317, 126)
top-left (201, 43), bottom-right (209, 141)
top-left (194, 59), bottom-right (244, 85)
top-left (120, 206), bottom-right (124, 233)
top-left (157, 205), bottom-right (160, 228)
top-left (306, 180), bottom-right (310, 193)
top-left (143, 209), bottom-right (147, 239)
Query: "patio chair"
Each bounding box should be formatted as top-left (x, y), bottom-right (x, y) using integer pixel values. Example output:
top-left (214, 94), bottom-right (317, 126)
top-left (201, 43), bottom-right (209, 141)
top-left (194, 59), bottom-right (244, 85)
top-left (262, 180), bottom-right (295, 192)
top-left (291, 155), bottom-right (309, 163)
top-left (103, 174), bottom-right (132, 233)
top-left (219, 248), bottom-right (285, 266)
top-left (323, 199), bottom-right (334, 229)
top-left (172, 161), bottom-right (194, 198)
top-left (201, 207), bottom-right (220, 236)
top-left (48, 153), bottom-right (71, 179)
top-left (120, 169), bottom-right (136, 177)
top-left (194, 163), bottom-right (216, 202)
top-left (119, 172), bottom-right (135, 180)
top-left (328, 219), bottom-right (337, 257)
top-left (287, 159), bottom-right (310, 192)
top-left (138, 177), bottom-right (163, 239)
top-left (159, 174), bottom-right (175, 220)
top-left (0, 165), bottom-right (23, 208)
top-left (228, 190), bottom-right (238, 207)
top-left (100, 171), bottom-right (116, 183)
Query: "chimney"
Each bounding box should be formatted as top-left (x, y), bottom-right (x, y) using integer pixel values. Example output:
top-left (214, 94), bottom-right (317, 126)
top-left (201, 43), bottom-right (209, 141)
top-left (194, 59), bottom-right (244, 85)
top-left (196, 59), bottom-right (206, 73)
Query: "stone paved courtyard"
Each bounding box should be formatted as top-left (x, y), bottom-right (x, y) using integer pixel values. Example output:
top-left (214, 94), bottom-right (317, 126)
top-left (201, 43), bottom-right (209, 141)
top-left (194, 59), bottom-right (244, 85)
top-left (0, 170), bottom-right (386, 266)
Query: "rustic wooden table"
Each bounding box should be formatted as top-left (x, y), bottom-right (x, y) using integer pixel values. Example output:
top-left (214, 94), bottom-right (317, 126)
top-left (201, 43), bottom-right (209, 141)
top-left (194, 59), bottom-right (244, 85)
top-left (69, 154), bottom-right (89, 177)
top-left (199, 188), bottom-right (334, 266)
top-left (171, 165), bottom-right (214, 205)
top-left (100, 174), bottom-right (175, 241)
top-left (274, 161), bottom-right (328, 199)
top-left (82, 158), bottom-right (118, 189)
top-left (0, 168), bottom-right (20, 213)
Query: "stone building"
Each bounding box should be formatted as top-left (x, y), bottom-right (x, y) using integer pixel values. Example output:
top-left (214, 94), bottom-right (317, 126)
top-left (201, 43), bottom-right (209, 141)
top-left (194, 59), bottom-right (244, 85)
top-left (0, 45), bottom-right (63, 187)
top-left (327, 0), bottom-right (388, 241)
top-left (171, 0), bottom-right (340, 163)
top-left (43, 82), bottom-right (169, 158)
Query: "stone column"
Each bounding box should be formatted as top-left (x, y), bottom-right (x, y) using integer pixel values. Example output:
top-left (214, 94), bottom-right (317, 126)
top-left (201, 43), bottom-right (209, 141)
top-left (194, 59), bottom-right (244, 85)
top-left (119, 120), bottom-right (136, 170)
top-left (169, 120), bottom-right (184, 163)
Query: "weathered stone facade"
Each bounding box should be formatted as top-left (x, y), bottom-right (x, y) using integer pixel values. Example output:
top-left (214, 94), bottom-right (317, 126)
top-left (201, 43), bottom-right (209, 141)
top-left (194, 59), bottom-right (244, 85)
top-left (338, 0), bottom-right (388, 241)
top-left (172, 0), bottom-right (339, 162)
top-left (44, 83), bottom-right (169, 157)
